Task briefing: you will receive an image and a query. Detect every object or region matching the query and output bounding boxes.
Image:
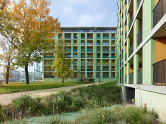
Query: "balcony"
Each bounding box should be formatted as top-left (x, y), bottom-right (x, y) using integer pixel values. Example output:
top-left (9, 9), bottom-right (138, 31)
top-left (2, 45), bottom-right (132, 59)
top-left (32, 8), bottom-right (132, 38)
top-left (103, 56), bottom-right (109, 58)
top-left (103, 43), bottom-right (109, 45)
top-left (73, 36), bottom-right (77, 39)
top-left (87, 69), bottom-right (93, 71)
top-left (81, 43), bottom-right (85, 45)
top-left (65, 36), bottom-right (71, 39)
top-left (111, 56), bottom-right (115, 58)
top-left (44, 56), bottom-right (54, 58)
top-left (87, 43), bottom-right (92, 45)
top-left (129, 72), bottom-right (133, 84)
top-left (153, 59), bottom-right (166, 85)
top-left (73, 49), bottom-right (77, 52)
top-left (137, 29), bottom-right (142, 47)
top-left (81, 69), bottom-right (85, 71)
top-left (81, 49), bottom-right (85, 52)
top-left (153, 0), bottom-right (166, 27)
top-left (103, 49), bottom-right (109, 52)
top-left (129, 14), bottom-right (133, 30)
top-left (137, 69), bottom-right (142, 84)
top-left (129, 43), bottom-right (133, 57)
top-left (97, 36), bottom-right (101, 39)
top-left (111, 49), bottom-right (115, 52)
top-left (87, 36), bottom-right (93, 39)
top-left (67, 49), bottom-right (71, 52)
top-left (73, 55), bottom-right (77, 58)
top-left (103, 36), bottom-right (109, 39)
top-left (103, 68), bottom-right (109, 71)
top-left (73, 62), bottom-right (77, 65)
top-left (103, 75), bottom-right (109, 78)
top-left (81, 36), bottom-right (85, 39)
top-left (97, 49), bottom-right (100, 52)
top-left (87, 49), bottom-right (93, 52)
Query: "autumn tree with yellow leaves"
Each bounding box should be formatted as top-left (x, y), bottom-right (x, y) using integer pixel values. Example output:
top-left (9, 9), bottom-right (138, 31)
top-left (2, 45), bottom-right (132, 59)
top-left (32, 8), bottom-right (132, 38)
top-left (0, 0), bottom-right (61, 84)
top-left (52, 38), bottom-right (73, 83)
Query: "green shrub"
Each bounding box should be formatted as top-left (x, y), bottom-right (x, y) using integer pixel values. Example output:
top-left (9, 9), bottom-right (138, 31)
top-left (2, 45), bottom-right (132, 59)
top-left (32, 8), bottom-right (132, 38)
top-left (0, 104), bottom-right (3, 121)
top-left (12, 94), bottom-right (35, 117)
top-left (75, 105), bottom-right (159, 124)
top-left (73, 96), bottom-right (85, 109)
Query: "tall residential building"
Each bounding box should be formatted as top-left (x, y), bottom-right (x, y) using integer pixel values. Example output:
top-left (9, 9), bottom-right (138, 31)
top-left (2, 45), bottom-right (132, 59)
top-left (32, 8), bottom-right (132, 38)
top-left (43, 27), bottom-right (117, 82)
top-left (117, 0), bottom-right (166, 121)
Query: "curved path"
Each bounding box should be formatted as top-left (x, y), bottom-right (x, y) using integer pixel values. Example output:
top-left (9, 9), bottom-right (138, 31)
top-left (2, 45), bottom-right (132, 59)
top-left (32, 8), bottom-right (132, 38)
top-left (0, 82), bottom-right (106, 105)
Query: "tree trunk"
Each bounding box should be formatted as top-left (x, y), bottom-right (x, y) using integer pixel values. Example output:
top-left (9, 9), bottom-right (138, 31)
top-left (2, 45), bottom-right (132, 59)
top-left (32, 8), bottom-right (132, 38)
top-left (25, 64), bottom-right (29, 84)
top-left (62, 77), bottom-right (64, 83)
top-left (6, 62), bottom-right (10, 84)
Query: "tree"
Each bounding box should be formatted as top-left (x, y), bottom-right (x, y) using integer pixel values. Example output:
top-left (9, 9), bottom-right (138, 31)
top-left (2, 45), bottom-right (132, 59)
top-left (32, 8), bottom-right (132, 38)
top-left (0, 37), bottom-right (16, 84)
top-left (52, 38), bottom-right (73, 83)
top-left (0, 1), bottom-right (18, 84)
top-left (1, 0), bottom-right (61, 84)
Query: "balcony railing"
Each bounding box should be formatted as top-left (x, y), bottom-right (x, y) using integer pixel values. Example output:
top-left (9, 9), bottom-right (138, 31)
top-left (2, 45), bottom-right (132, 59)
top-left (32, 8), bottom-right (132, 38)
top-left (129, 72), bottom-right (133, 84)
top-left (81, 49), bottom-right (85, 52)
top-left (103, 75), bottom-right (109, 78)
top-left (65, 36), bottom-right (71, 39)
top-left (81, 43), bottom-right (85, 45)
top-left (87, 49), bottom-right (93, 52)
top-left (153, 59), bottom-right (166, 85)
top-left (97, 49), bottom-right (100, 52)
top-left (137, 29), bottom-right (142, 47)
top-left (81, 36), bottom-right (85, 39)
top-left (97, 36), bottom-right (101, 39)
top-left (73, 36), bottom-right (77, 39)
top-left (73, 49), bottom-right (77, 52)
top-left (129, 14), bottom-right (133, 29)
top-left (103, 56), bottom-right (109, 58)
top-left (87, 69), bottom-right (93, 71)
top-left (103, 36), bottom-right (109, 39)
top-left (103, 49), bottom-right (109, 52)
top-left (81, 69), bottom-right (85, 71)
top-left (87, 43), bottom-right (92, 45)
top-left (112, 49), bottom-right (115, 52)
top-left (137, 69), bottom-right (142, 84)
top-left (153, 0), bottom-right (166, 27)
top-left (87, 36), bottom-right (93, 39)
top-left (129, 43), bottom-right (133, 57)
top-left (103, 43), bottom-right (109, 45)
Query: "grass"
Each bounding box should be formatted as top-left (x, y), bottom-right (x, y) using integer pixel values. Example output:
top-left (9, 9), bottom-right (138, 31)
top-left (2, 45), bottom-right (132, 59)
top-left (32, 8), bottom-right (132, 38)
top-left (0, 81), bottom-right (94, 94)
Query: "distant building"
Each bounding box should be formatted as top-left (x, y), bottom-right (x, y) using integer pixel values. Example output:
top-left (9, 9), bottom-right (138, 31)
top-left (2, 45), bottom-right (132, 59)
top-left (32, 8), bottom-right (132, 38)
top-left (43, 27), bottom-right (117, 82)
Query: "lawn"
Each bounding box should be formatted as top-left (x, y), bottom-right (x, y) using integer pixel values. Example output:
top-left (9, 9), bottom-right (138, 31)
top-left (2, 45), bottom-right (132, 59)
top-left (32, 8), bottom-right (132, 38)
top-left (0, 81), bottom-right (93, 94)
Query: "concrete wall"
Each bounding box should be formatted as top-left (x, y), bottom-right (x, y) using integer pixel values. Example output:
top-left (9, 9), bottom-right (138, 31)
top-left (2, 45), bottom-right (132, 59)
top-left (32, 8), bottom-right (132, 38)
top-left (135, 88), bottom-right (166, 121)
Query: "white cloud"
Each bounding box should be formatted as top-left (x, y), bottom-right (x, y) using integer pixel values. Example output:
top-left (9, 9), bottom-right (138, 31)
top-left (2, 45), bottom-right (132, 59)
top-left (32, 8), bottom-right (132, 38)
top-left (76, 12), bottom-right (107, 26)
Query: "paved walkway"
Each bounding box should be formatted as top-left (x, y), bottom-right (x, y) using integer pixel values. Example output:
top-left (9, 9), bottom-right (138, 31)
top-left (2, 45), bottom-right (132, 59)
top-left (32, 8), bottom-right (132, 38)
top-left (0, 82), bottom-right (106, 106)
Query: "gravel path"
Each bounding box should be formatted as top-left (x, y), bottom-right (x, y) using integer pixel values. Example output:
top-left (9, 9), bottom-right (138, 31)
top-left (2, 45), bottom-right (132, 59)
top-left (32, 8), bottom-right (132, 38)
top-left (0, 82), bottom-right (106, 106)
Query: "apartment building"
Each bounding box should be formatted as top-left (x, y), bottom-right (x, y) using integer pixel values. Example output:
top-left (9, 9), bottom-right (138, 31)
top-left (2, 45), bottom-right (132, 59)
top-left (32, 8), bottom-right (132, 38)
top-left (43, 27), bottom-right (117, 82)
top-left (117, 0), bottom-right (166, 120)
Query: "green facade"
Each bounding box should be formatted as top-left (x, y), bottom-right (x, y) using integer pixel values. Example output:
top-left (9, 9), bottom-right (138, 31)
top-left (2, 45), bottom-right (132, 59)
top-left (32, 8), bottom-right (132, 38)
top-left (117, 0), bottom-right (166, 120)
top-left (43, 27), bottom-right (117, 82)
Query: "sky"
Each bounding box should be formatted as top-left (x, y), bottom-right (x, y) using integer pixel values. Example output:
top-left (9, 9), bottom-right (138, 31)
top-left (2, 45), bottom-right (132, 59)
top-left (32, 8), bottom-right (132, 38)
top-left (49, 0), bottom-right (117, 27)
top-left (2, 0), bottom-right (118, 73)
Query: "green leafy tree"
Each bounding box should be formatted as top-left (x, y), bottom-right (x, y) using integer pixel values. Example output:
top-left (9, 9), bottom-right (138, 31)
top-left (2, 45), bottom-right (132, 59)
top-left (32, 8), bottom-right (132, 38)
top-left (52, 38), bottom-right (73, 83)
top-left (0, 0), bottom-right (61, 84)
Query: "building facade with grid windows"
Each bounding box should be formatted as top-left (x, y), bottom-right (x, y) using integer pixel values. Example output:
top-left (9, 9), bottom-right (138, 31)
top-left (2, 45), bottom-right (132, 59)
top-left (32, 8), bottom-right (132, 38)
top-left (117, 0), bottom-right (166, 120)
top-left (43, 27), bottom-right (117, 83)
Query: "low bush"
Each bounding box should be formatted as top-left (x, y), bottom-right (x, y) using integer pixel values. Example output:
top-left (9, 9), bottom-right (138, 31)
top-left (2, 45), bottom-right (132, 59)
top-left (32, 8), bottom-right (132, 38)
top-left (3, 83), bottom-right (121, 121)
top-left (75, 105), bottom-right (159, 124)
